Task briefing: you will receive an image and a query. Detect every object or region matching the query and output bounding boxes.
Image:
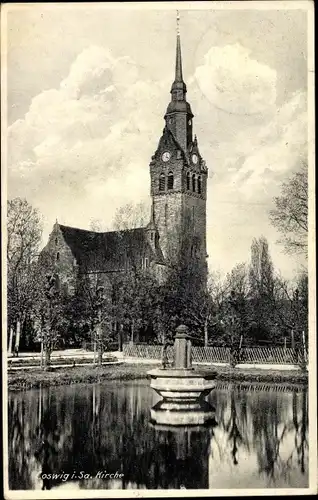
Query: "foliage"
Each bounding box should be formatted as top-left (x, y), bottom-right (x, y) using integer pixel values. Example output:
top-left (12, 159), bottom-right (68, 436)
top-left (32, 266), bottom-right (69, 367)
top-left (155, 224), bottom-right (210, 343)
top-left (112, 269), bottom-right (160, 343)
top-left (7, 195), bottom-right (308, 354)
top-left (269, 162), bottom-right (308, 255)
top-left (7, 198), bottom-right (43, 341)
top-left (112, 201), bottom-right (149, 230)
top-left (247, 237), bottom-right (276, 342)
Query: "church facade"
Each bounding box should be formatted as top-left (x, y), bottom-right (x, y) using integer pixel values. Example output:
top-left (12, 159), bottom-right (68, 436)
top-left (40, 29), bottom-right (208, 292)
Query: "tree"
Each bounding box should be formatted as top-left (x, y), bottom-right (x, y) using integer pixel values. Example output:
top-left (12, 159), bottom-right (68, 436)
top-left (155, 212), bottom-right (210, 344)
top-left (248, 237), bottom-right (276, 343)
top-left (72, 272), bottom-right (114, 365)
top-left (271, 270), bottom-right (308, 348)
top-left (269, 162), bottom-right (308, 255)
top-left (112, 201), bottom-right (149, 230)
top-left (7, 198), bottom-right (43, 350)
top-left (113, 269), bottom-right (160, 344)
top-left (89, 218), bottom-right (108, 232)
top-left (222, 263), bottom-right (250, 348)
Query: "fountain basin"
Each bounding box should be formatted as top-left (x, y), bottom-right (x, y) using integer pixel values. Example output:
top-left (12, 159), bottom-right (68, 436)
top-left (148, 368), bottom-right (217, 402)
top-left (150, 399), bottom-right (216, 427)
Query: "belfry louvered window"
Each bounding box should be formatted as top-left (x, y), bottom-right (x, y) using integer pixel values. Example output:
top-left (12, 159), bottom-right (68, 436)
top-left (192, 174), bottom-right (196, 192)
top-left (186, 172), bottom-right (190, 190)
top-left (198, 176), bottom-right (202, 194)
top-left (167, 172), bottom-right (174, 190)
top-left (159, 174), bottom-right (165, 191)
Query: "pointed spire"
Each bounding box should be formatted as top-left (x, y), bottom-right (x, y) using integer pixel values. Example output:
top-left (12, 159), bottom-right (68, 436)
top-left (176, 9), bottom-right (180, 36)
top-left (175, 10), bottom-right (183, 82)
top-left (173, 10), bottom-right (185, 87)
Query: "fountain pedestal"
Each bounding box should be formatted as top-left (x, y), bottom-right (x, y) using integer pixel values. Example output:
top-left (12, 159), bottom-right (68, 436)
top-left (148, 325), bottom-right (217, 426)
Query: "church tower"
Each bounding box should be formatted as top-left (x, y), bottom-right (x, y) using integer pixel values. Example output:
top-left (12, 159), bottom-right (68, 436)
top-left (149, 13), bottom-right (208, 280)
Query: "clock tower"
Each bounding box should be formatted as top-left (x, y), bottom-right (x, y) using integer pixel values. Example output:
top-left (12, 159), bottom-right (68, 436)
top-left (149, 15), bottom-right (208, 283)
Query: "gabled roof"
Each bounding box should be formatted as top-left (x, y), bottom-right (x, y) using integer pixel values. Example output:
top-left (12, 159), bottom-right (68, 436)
top-left (57, 224), bottom-right (165, 271)
top-left (153, 125), bottom-right (188, 164)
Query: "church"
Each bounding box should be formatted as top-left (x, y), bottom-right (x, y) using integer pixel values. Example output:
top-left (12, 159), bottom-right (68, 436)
top-left (40, 23), bottom-right (209, 295)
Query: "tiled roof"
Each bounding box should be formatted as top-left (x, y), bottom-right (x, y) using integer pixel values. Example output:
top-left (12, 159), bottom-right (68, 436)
top-left (58, 224), bottom-right (165, 271)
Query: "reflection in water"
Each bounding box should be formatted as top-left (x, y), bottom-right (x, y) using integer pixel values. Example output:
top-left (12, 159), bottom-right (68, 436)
top-left (8, 381), bottom-right (308, 490)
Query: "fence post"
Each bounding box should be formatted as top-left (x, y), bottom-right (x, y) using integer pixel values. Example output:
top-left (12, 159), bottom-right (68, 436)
top-left (8, 327), bottom-right (14, 355)
top-left (93, 329), bottom-right (97, 365)
top-left (204, 318), bottom-right (208, 347)
top-left (302, 331), bottom-right (306, 365)
top-left (40, 335), bottom-right (44, 369)
top-left (118, 323), bottom-right (123, 352)
top-left (15, 321), bottom-right (21, 355)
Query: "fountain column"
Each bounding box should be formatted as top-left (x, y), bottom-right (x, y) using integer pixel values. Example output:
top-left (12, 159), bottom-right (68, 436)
top-left (174, 325), bottom-right (192, 369)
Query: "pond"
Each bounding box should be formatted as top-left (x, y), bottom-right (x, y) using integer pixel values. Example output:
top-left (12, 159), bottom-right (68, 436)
top-left (8, 380), bottom-right (308, 490)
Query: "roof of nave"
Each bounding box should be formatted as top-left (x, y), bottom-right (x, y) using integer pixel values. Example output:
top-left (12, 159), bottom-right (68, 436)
top-left (57, 224), bottom-right (165, 271)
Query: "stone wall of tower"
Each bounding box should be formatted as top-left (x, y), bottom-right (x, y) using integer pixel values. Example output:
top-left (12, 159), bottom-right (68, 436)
top-left (167, 113), bottom-right (188, 152)
top-left (150, 158), bottom-right (184, 194)
top-left (153, 192), bottom-right (183, 260)
top-left (181, 193), bottom-right (207, 261)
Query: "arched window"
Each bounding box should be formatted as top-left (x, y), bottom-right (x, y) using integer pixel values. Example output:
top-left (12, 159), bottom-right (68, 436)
top-left (192, 174), bottom-right (196, 192)
top-left (186, 172), bottom-right (190, 190)
top-left (167, 172), bottom-right (174, 190)
top-left (198, 176), bottom-right (202, 194)
top-left (159, 173), bottom-right (165, 191)
top-left (56, 252), bottom-right (60, 262)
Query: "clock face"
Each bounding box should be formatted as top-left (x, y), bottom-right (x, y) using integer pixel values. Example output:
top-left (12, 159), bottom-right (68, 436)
top-left (162, 151), bottom-right (171, 162)
top-left (192, 154), bottom-right (198, 164)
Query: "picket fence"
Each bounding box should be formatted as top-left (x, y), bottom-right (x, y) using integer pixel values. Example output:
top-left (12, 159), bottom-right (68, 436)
top-left (215, 381), bottom-right (306, 393)
top-left (123, 343), bottom-right (307, 365)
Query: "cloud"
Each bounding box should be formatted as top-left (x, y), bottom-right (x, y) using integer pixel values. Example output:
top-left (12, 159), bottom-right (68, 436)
top-left (191, 44), bottom-right (306, 201)
top-left (194, 43), bottom-right (277, 116)
top-left (189, 44), bottom-right (307, 276)
top-left (226, 90), bottom-right (307, 199)
top-left (8, 45), bottom-right (167, 235)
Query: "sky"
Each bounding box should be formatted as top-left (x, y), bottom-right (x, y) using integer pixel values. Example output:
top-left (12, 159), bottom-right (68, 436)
top-left (3, 2), bottom-right (310, 279)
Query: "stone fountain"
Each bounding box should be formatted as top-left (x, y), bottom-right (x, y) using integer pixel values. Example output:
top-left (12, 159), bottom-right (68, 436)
top-left (148, 325), bottom-right (217, 426)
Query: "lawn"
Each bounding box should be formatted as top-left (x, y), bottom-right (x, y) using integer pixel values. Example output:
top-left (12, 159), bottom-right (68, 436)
top-left (7, 361), bottom-right (308, 391)
top-left (8, 355), bottom-right (116, 367)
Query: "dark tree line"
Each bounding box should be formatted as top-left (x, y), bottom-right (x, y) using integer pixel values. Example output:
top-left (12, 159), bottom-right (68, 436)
top-left (7, 160), bottom-right (308, 360)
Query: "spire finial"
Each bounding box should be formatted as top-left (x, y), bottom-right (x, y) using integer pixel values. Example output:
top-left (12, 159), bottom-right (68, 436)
top-left (175, 11), bottom-right (183, 83)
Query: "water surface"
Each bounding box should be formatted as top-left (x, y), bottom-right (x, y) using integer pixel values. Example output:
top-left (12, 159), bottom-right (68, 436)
top-left (8, 380), bottom-right (308, 490)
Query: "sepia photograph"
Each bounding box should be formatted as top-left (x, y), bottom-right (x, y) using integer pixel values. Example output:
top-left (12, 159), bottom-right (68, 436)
top-left (1, 1), bottom-right (316, 497)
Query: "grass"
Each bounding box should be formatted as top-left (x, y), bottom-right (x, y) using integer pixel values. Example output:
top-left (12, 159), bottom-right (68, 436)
top-left (208, 363), bottom-right (308, 385)
top-left (7, 363), bottom-right (155, 391)
top-left (7, 361), bottom-right (308, 391)
top-left (8, 356), bottom-right (116, 367)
